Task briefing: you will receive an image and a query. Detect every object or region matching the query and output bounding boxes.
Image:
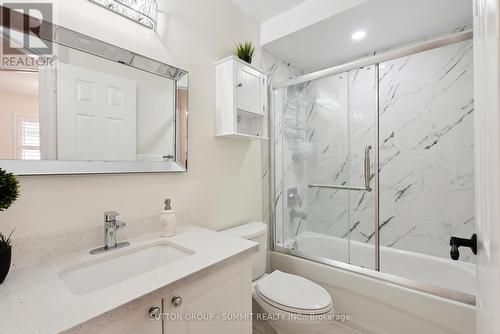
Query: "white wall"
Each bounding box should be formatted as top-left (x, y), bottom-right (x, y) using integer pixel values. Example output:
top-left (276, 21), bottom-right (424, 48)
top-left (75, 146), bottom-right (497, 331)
top-left (0, 0), bottom-right (263, 239)
top-left (0, 92), bottom-right (39, 160)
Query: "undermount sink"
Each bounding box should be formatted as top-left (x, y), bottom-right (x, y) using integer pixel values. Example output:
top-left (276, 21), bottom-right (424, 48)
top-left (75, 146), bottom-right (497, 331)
top-left (60, 241), bottom-right (194, 295)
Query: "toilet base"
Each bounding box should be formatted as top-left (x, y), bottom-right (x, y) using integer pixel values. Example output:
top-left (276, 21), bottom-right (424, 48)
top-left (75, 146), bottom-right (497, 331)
top-left (252, 293), bottom-right (333, 334)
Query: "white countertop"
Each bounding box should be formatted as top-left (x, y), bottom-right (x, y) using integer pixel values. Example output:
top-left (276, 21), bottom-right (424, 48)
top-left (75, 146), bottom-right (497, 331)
top-left (0, 225), bottom-right (258, 334)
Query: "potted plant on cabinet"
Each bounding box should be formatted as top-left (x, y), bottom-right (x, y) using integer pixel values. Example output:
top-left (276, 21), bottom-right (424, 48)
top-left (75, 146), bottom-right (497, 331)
top-left (234, 41), bottom-right (255, 64)
top-left (0, 168), bottom-right (20, 284)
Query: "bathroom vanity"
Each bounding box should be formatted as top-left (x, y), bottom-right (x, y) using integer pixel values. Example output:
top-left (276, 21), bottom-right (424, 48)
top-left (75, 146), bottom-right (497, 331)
top-left (0, 226), bottom-right (257, 334)
top-left (0, 11), bottom-right (257, 334)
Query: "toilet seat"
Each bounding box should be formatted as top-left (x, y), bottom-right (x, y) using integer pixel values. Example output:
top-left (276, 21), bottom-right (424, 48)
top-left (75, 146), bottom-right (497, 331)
top-left (255, 271), bottom-right (333, 315)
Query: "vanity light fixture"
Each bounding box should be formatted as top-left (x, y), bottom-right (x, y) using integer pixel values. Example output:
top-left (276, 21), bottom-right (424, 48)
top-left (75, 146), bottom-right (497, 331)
top-left (89, 0), bottom-right (158, 30)
top-left (351, 30), bottom-right (366, 41)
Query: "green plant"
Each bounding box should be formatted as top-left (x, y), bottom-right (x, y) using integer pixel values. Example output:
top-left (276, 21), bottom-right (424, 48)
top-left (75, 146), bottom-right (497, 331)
top-left (234, 41), bottom-right (255, 63)
top-left (0, 168), bottom-right (19, 212)
top-left (0, 229), bottom-right (14, 249)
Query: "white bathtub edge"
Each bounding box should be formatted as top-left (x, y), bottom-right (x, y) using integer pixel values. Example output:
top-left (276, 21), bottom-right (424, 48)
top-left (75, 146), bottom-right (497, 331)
top-left (270, 251), bottom-right (475, 334)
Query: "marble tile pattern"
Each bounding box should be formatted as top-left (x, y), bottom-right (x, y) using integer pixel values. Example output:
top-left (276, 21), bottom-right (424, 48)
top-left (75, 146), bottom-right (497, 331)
top-left (291, 67), bottom-right (378, 269)
top-left (346, 66), bottom-right (377, 258)
top-left (302, 74), bottom-right (350, 239)
top-left (267, 40), bottom-right (475, 263)
top-left (261, 49), bottom-right (303, 245)
top-left (378, 40), bottom-right (475, 262)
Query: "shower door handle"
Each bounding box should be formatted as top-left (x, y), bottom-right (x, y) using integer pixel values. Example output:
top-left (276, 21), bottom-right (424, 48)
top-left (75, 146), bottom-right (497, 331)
top-left (364, 145), bottom-right (373, 192)
top-left (308, 145), bottom-right (374, 192)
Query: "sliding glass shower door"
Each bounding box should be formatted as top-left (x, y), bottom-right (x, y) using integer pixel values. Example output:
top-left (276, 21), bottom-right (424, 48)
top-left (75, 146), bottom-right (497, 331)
top-left (345, 65), bottom-right (377, 270)
top-left (274, 66), bottom-right (377, 269)
top-left (272, 36), bottom-right (475, 297)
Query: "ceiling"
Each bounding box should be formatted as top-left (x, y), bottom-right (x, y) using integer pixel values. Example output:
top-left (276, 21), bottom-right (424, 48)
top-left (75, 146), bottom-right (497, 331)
top-left (230, 0), bottom-right (307, 23)
top-left (263, 0), bottom-right (473, 72)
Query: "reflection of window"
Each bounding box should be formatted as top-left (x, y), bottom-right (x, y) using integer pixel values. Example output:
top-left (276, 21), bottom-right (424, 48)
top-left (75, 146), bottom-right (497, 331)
top-left (16, 116), bottom-right (40, 160)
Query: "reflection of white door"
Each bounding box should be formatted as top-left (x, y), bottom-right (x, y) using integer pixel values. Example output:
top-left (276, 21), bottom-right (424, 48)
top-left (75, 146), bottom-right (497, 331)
top-left (57, 63), bottom-right (136, 161)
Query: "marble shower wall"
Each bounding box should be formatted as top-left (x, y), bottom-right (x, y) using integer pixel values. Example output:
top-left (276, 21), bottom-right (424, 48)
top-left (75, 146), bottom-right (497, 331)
top-left (302, 74), bottom-right (350, 239)
top-left (264, 37), bottom-right (474, 263)
top-left (378, 40), bottom-right (475, 262)
top-left (294, 66), bottom-right (378, 267)
top-left (261, 49), bottom-right (302, 245)
top-left (304, 40), bottom-right (475, 262)
top-left (266, 40), bottom-right (474, 263)
top-left (305, 41), bottom-right (474, 266)
top-left (347, 66), bottom-right (377, 249)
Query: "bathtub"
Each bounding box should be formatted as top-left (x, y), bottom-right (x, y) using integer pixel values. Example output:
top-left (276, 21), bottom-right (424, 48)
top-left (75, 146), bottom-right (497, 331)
top-left (285, 231), bottom-right (476, 296)
top-left (270, 243), bottom-right (476, 334)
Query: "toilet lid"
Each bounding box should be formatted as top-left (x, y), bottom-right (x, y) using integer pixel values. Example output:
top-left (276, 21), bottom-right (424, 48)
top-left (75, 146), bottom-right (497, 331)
top-left (256, 271), bottom-right (332, 315)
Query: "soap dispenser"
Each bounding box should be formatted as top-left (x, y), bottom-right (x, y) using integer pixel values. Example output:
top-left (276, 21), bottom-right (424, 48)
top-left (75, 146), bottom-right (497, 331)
top-left (160, 199), bottom-right (177, 237)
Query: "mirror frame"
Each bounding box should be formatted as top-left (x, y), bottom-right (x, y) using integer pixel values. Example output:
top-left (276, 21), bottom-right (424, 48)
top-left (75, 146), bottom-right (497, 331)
top-left (0, 6), bottom-right (188, 175)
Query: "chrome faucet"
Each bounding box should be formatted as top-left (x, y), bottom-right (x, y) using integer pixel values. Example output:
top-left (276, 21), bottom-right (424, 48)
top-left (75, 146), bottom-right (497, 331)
top-left (90, 211), bottom-right (130, 255)
top-left (104, 211), bottom-right (126, 248)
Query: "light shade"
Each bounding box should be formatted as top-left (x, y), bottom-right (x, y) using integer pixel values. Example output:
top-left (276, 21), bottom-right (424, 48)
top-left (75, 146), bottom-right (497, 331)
top-left (89, 0), bottom-right (158, 30)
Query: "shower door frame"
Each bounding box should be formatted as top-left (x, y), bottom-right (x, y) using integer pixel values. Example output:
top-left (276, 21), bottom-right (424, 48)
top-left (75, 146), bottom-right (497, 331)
top-left (269, 28), bottom-right (475, 305)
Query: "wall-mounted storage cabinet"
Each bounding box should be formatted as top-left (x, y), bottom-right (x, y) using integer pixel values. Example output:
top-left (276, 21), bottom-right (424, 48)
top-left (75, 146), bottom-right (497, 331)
top-left (215, 56), bottom-right (268, 140)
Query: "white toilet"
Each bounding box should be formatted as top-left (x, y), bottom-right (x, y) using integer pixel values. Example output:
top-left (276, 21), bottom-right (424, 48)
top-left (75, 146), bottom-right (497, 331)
top-left (223, 222), bottom-right (334, 334)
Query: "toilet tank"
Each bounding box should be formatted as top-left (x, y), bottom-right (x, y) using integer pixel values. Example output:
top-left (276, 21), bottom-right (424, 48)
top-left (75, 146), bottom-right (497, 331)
top-left (222, 222), bottom-right (268, 280)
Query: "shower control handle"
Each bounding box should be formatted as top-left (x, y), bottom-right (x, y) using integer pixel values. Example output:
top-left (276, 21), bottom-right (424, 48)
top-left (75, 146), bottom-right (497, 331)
top-left (449, 234), bottom-right (477, 260)
top-left (287, 188), bottom-right (299, 208)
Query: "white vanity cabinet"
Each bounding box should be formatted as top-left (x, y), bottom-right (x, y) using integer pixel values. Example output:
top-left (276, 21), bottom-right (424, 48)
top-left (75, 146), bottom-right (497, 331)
top-left (215, 56), bottom-right (268, 140)
top-left (162, 256), bottom-right (253, 334)
top-left (93, 256), bottom-right (253, 334)
top-left (92, 300), bottom-right (163, 334)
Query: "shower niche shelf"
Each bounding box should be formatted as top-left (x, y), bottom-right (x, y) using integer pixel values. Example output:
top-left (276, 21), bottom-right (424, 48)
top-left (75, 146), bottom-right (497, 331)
top-left (215, 56), bottom-right (269, 140)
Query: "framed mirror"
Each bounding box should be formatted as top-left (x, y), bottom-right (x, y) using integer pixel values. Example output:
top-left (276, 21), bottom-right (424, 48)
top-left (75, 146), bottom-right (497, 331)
top-left (0, 6), bottom-right (188, 174)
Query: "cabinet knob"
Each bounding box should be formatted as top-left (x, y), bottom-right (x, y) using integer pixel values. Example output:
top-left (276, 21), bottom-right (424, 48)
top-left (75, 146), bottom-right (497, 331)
top-left (237, 83), bottom-right (243, 87)
top-left (148, 306), bottom-right (161, 320)
top-left (172, 296), bottom-right (183, 308)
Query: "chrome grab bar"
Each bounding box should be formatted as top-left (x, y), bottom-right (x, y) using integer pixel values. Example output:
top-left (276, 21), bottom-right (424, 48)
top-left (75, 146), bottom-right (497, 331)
top-left (308, 184), bottom-right (368, 191)
top-left (308, 145), bottom-right (373, 192)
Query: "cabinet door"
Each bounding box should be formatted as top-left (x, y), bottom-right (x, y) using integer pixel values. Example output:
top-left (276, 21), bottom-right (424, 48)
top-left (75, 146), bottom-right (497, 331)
top-left (236, 66), bottom-right (263, 115)
top-left (163, 258), bottom-right (253, 334)
top-left (92, 299), bottom-right (163, 334)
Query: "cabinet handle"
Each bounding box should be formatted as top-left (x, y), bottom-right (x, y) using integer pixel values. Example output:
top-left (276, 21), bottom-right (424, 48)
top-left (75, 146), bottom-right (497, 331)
top-left (237, 83), bottom-right (243, 87)
top-left (172, 296), bottom-right (183, 308)
top-left (148, 306), bottom-right (161, 320)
